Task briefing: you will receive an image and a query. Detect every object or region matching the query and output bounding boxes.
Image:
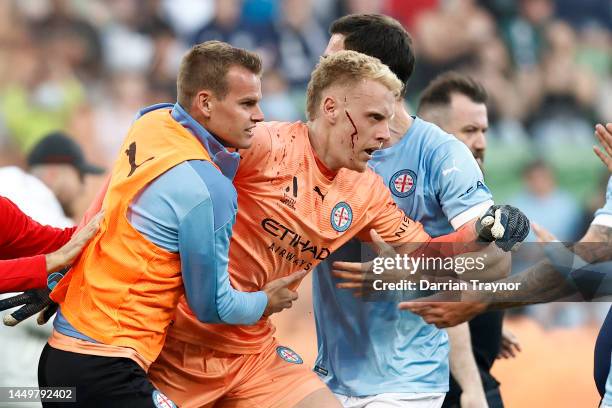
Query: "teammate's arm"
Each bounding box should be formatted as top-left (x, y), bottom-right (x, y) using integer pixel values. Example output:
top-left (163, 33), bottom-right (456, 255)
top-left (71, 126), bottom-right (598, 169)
top-left (178, 160), bottom-right (299, 324)
top-left (354, 183), bottom-right (525, 266)
top-left (352, 179), bottom-right (477, 257)
top-left (400, 123), bottom-right (612, 325)
top-left (179, 188), bottom-right (269, 325)
top-left (0, 197), bottom-right (99, 293)
top-left (334, 186), bottom-right (528, 289)
top-left (476, 122), bottom-right (612, 306)
top-left (1, 197), bottom-right (76, 258)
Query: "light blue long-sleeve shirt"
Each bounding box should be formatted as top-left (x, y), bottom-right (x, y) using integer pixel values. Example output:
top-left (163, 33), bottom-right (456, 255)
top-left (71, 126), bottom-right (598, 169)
top-left (54, 103), bottom-right (267, 342)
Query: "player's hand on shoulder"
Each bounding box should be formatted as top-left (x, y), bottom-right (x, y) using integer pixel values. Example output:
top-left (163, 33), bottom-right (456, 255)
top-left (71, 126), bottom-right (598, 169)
top-left (262, 270), bottom-right (307, 316)
top-left (476, 205), bottom-right (530, 252)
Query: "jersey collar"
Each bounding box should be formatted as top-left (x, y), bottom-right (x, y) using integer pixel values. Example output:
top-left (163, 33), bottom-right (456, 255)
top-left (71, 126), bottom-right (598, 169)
top-left (371, 116), bottom-right (420, 162)
top-left (171, 103), bottom-right (241, 180)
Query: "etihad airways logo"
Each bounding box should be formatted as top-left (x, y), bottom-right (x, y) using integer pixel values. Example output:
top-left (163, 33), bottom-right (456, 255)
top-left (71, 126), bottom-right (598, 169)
top-left (261, 218), bottom-right (330, 260)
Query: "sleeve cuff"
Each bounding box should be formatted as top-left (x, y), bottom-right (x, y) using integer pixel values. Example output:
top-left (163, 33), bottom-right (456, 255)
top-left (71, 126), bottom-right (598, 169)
top-left (450, 200), bottom-right (494, 230)
top-left (217, 290), bottom-right (268, 325)
top-left (251, 291), bottom-right (268, 321)
top-left (34, 254), bottom-right (49, 288)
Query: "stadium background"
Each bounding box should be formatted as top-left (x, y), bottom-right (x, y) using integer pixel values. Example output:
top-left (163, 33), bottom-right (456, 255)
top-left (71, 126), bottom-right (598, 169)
top-left (0, 0), bottom-right (610, 406)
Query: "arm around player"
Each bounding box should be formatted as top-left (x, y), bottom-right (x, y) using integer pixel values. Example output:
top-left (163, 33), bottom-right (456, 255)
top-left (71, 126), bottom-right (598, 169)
top-left (0, 196), bottom-right (101, 293)
top-left (400, 123), bottom-right (612, 327)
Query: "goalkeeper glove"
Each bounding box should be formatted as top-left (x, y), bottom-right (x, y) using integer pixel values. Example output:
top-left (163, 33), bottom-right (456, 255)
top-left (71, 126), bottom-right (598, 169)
top-left (476, 205), bottom-right (530, 251)
top-left (0, 267), bottom-right (66, 326)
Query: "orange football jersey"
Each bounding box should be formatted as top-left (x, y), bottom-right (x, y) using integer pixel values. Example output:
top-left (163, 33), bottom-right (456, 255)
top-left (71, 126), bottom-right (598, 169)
top-left (168, 121), bottom-right (431, 354)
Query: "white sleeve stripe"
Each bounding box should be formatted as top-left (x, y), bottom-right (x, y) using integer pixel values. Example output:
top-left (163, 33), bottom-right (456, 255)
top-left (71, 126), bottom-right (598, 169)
top-left (450, 200), bottom-right (494, 230)
top-left (592, 214), bottom-right (612, 229)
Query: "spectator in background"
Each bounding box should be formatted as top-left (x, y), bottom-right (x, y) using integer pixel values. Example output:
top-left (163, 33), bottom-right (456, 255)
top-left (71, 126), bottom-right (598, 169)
top-left (555, 0), bottom-right (612, 31)
top-left (386, 0), bottom-right (437, 31)
top-left (489, 0), bottom-right (553, 137)
top-left (30, 0), bottom-right (103, 82)
top-left (0, 30), bottom-right (85, 153)
top-left (501, 0), bottom-right (554, 69)
top-left (192, 0), bottom-right (255, 49)
top-left (272, 0), bottom-right (328, 90)
top-left (0, 131), bottom-right (103, 407)
top-left (576, 25), bottom-right (612, 124)
top-left (415, 0), bottom-right (495, 65)
top-left (468, 37), bottom-right (527, 127)
top-left (192, 0), bottom-right (277, 69)
top-left (259, 69), bottom-right (302, 121)
top-left (511, 159), bottom-right (581, 241)
top-left (101, 0), bottom-right (156, 73)
top-left (242, 0), bottom-right (278, 25)
top-left (408, 0), bottom-right (495, 97)
top-left (529, 21), bottom-right (598, 146)
top-left (338, 0), bottom-right (386, 15)
top-left (92, 71), bottom-right (151, 166)
top-left (508, 159), bottom-right (588, 329)
top-left (0, 131), bottom-right (104, 224)
top-left (148, 22), bottom-right (185, 96)
top-left (161, 0), bottom-right (214, 39)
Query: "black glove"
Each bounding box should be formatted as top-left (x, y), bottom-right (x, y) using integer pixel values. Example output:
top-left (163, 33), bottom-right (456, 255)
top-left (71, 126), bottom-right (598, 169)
top-left (0, 288), bottom-right (57, 326)
top-left (0, 266), bottom-right (66, 326)
top-left (476, 205), bottom-right (530, 252)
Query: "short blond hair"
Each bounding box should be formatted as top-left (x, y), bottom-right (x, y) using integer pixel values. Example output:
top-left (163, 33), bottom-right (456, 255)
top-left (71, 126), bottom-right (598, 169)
top-left (177, 41), bottom-right (262, 108)
top-left (306, 50), bottom-right (402, 121)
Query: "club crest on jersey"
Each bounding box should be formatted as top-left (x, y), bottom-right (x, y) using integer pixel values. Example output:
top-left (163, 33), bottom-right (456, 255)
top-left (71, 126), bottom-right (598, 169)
top-left (389, 169), bottom-right (417, 197)
top-left (276, 346), bottom-right (303, 364)
top-left (330, 202), bottom-right (353, 232)
top-left (152, 390), bottom-right (177, 408)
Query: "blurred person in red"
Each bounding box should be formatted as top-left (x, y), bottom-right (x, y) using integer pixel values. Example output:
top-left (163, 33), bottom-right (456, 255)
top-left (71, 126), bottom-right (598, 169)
top-left (0, 196), bottom-right (101, 295)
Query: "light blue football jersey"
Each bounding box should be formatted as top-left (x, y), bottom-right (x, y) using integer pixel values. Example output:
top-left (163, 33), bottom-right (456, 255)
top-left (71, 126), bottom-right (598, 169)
top-left (594, 176), bottom-right (612, 223)
top-left (312, 117), bottom-right (493, 396)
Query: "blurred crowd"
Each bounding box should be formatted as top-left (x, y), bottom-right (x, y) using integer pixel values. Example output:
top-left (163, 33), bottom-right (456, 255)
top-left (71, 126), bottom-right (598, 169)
top-left (0, 0), bottom-right (609, 165)
top-left (0, 0), bottom-right (611, 329)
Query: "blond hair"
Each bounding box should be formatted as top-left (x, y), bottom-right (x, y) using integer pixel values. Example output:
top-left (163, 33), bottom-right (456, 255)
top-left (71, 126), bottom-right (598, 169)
top-left (306, 50), bottom-right (402, 121)
top-left (177, 41), bottom-right (262, 108)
